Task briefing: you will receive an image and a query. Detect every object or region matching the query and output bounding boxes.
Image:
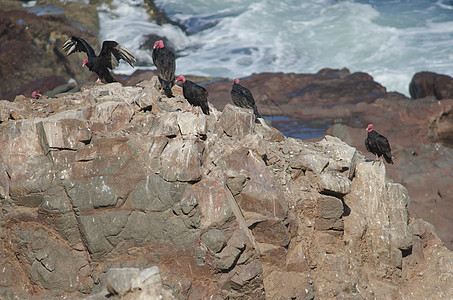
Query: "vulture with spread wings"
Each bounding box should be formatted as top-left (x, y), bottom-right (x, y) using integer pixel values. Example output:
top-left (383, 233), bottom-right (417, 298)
top-left (62, 36), bottom-right (136, 83)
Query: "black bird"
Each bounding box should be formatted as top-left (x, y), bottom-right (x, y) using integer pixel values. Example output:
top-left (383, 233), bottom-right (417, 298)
top-left (62, 36), bottom-right (136, 83)
top-left (152, 40), bottom-right (176, 98)
top-left (176, 75), bottom-right (210, 115)
top-left (230, 78), bottom-right (261, 122)
top-left (365, 123), bottom-right (394, 164)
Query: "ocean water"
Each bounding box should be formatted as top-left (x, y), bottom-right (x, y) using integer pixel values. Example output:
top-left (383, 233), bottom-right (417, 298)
top-left (98, 0), bottom-right (453, 96)
top-left (263, 116), bottom-right (331, 140)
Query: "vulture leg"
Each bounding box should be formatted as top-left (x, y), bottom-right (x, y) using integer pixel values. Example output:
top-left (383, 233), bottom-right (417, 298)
top-left (184, 104), bottom-right (194, 113)
top-left (372, 153), bottom-right (378, 165)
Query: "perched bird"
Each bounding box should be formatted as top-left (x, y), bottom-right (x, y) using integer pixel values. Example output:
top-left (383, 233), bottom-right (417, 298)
top-left (176, 75), bottom-right (210, 115)
top-left (62, 36), bottom-right (136, 83)
top-left (152, 40), bottom-right (176, 98)
top-left (365, 124), bottom-right (393, 164)
top-left (31, 91), bottom-right (41, 99)
top-left (230, 78), bottom-right (261, 122)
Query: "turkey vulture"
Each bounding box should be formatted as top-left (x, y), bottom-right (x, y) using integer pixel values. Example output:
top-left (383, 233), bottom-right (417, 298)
top-left (152, 40), bottom-right (176, 98)
top-left (176, 75), bottom-right (210, 115)
top-left (31, 91), bottom-right (41, 99)
top-left (230, 78), bottom-right (261, 122)
top-left (365, 124), bottom-right (393, 164)
top-left (62, 36), bottom-right (136, 83)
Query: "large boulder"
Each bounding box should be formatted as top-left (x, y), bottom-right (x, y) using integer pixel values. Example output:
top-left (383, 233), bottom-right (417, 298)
top-left (409, 71), bottom-right (453, 100)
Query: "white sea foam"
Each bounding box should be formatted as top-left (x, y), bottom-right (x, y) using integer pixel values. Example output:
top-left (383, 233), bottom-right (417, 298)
top-left (99, 0), bottom-right (453, 96)
top-left (98, 0), bottom-right (189, 74)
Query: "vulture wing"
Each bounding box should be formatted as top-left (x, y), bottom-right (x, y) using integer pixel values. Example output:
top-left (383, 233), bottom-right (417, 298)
top-left (231, 83), bottom-right (261, 119)
top-left (153, 47), bottom-right (176, 97)
top-left (153, 48), bottom-right (176, 82)
top-left (184, 81), bottom-right (210, 115)
top-left (62, 36), bottom-right (96, 58)
top-left (98, 41), bottom-right (136, 70)
top-left (375, 134), bottom-right (393, 164)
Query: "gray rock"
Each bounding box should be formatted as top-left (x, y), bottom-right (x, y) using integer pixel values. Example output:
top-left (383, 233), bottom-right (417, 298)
top-left (228, 261), bottom-right (263, 290)
top-left (316, 195), bottom-right (344, 220)
top-left (67, 176), bottom-right (119, 211)
top-left (131, 266), bottom-right (163, 294)
top-left (315, 195), bottom-right (344, 231)
top-left (90, 101), bottom-right (135, 132)
top-left (98, 211), bottom-right (131, 245)
top-left (289, 152), bottom-right (329, 174)
top-left (0, 119), bottom-right (57, 207)
top-left (189, 170), bottom-right (235, 229)
top-left (317, 171), bottom-right (351, 196)
top-left (116, 211), bottom-right (151, 247)
top-left (0, 288), bottom-right (15, 300)
top-left (118, 211), bottom-right (197, 250)
top-left (134, 79), bottom-right (161, 109)
top-left (177, 111), bottom-right (207, 136)
top-left (387, 183), bottom-right (413, 251)
top-left (172, 184), bottom-right (198, 216)
top-left (215, 244), bottom-right (243, 271)
top-left (106, 268), bottom-right (140, 296)
top-left (39, 184), bottom-right (72, 214)
top-left (26, 230), bottom-right (87, 293)
top-left (201, 229), bottom-right (228, 253)
top-left (105, 266), bottom-right (170, 300)
top-left (41, 117), bottom-right (91, 150)
top-left (159, 136), bottom-right (204, 182)
top-left (77, 214), bottom-right (114, 260)
top-left (226, 175), bottom-right (247, 196)
top-left (344, 162), bottom-right (413, 267)
top-left (218, 104), bottom-right (255, 139)
top-left (148, 112), bottom-right (180, 137)
top-left (146, 136), bottom-right (169, 171)
top-left (130, 173), bottom-right (185, 212)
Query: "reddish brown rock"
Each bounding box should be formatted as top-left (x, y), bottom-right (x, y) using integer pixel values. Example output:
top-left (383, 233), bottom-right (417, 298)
top-left (251, 219), bottom-right (290, 247)
top-left (325, 96), bottom-right (453, 249)
top-left (217, 104), bottom-right (255, 139)
top-left (409, 71), bottom-right (453, 100)
top-left (0, 77), bottom-right (452, 300)
top-left (205, 68), bottom-right (386, 119)
top-left (0, 6), bottom-right (99, 99)
top-left (204, 69), bottom-right (453, 251)
top-left (430, 109), bottom-right (453, 147)
top-left (285, 242), bottom-right (310, 272)
top-left (315, 195), bottom-right (344, 231)
top-left (2, 75), bottom-right (67, 101)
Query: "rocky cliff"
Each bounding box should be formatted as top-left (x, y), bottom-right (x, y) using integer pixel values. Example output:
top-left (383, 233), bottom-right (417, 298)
top-left (0, 78), bottom-right (452, 299)
top-left (2, 0), bottom-right (452, 253)
top-left (205, 69), bottom-right (453, 250)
